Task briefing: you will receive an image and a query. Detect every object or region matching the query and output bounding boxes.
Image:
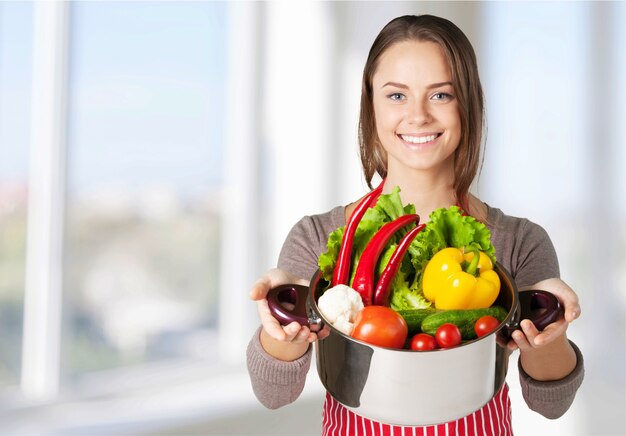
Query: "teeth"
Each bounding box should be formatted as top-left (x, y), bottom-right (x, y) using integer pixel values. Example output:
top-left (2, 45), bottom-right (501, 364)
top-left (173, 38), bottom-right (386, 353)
top-left (401, 134), bottom-right (438, 144)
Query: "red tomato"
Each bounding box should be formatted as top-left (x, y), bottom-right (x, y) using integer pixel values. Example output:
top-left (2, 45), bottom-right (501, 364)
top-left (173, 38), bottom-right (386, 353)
top-left (351, 306), bottom-right (408, 349)
top-left (435, 323), bottom-right (462, 348)
top-left (474, 315), bottom-right (500, 338)
top-left (410, 333), bottom-right (437, 351)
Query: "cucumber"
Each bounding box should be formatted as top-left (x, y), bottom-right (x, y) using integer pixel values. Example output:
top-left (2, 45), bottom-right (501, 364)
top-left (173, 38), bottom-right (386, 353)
top-left (396, 308), bottom-right (440, 336)
top-left (421, 306), bottom-right (508, 340)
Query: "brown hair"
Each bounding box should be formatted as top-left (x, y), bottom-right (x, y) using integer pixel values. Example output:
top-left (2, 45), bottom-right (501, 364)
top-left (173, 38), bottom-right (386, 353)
top-left (359, 15), bottom-right (484, 211)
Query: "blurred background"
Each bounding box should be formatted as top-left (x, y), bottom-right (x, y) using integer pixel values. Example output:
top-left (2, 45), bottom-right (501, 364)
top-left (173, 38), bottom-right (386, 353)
top-left (0, 1), bottom-right (623, 435)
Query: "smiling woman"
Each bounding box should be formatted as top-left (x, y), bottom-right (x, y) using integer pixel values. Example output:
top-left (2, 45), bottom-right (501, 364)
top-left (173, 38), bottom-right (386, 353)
top-left (0, 1), bottom-right (623, 434)
top-left (372, 40), bottom-right (461, 185)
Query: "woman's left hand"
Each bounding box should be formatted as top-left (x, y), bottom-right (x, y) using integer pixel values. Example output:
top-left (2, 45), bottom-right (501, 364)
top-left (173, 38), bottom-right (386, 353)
top-left (507, 277), bottom-right (580, 351)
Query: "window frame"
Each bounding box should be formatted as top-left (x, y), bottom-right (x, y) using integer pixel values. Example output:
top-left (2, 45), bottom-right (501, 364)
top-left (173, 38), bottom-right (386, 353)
top-left (18, 0), bottom-right (261, 399)
top-left (21, 0), bottom-right (69, 400)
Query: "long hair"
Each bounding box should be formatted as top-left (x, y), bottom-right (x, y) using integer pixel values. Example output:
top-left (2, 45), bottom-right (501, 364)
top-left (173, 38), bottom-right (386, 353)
top-left (359, 15), bottom-right (485, 210)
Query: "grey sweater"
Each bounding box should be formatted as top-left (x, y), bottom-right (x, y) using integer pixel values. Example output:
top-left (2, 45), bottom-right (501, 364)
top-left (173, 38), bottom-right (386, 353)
top-left (247, 205), bottom-right (584, 419)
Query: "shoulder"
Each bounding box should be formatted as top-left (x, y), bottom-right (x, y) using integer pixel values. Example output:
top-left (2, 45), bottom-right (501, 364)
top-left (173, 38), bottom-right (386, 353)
top-left (485, 204), bottom-right (560, 286)
top-left (290, 206), bottom-right (345, 245)
top-left (486, 205), bottom-right (551, 243)
top-left (277, 206), bottom-right (345, 281)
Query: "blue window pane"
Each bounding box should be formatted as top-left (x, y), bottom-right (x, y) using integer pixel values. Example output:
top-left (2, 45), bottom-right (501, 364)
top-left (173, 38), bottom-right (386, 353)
top-left (0, 1), bottom-right (33, 388)
top-left (63, 1), bottom-right (227, 374)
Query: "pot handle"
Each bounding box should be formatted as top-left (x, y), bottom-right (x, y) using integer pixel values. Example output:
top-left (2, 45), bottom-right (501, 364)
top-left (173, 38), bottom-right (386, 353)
top-left (502, 290), bottom-right (563, 339)
top-left (266, 284), bottom-right (312, 326)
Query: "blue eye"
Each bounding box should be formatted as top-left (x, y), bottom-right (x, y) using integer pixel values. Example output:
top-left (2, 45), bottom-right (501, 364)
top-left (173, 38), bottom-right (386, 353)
top-left (432, 92), bottom-right (453, 101)
top-left (388, 93), bottom-right (406, 101)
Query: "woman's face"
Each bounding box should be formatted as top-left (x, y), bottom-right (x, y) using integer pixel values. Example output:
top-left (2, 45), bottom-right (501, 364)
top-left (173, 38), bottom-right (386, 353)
top-left (372, 40), bottom-right (461, 179)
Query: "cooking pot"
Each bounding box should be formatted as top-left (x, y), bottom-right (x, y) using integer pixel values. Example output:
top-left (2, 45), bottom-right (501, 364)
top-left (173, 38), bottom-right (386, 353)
top-left (266, 264), bottom-right (562, 426)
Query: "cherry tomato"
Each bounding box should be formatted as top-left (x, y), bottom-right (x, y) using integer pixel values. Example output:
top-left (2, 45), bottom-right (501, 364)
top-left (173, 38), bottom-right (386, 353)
top-left (435, 323), bottom-right (462, 348)
top-left (474, 315), bottom-right (500, 338)
top-left (351, 306), bottom-right (408, 349)
top-left (410, 333), bottom-right (438, 351)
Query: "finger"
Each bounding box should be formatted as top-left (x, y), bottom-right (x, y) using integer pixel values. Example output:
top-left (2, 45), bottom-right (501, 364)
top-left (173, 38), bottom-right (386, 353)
top-left (519, 319), bottom-right (540, 347)
top-left (531, 319), bottom-right (568, 347)
top-left (291, 327), bottom-right (311, 344)
top-left (257, 300), bottom-right (288, 340)
top-left (250, 268), bottom-right (310, 300)
top-left (536, 278), bottom-right (581, 323)
top-left (553, 289), bottom-right (580, 323)
top-left (511, 329), bottom-right (532, 352)
top-left (563, 302), bottom-right (581, 324)
top-left (250, 275), bottom-right (272, 300)
top-left (283, 322), bottom-right (303, 342)
top-left (317, 328), bottom-right (331, 341)
top-left (506, 339), bottom-right (519, 351)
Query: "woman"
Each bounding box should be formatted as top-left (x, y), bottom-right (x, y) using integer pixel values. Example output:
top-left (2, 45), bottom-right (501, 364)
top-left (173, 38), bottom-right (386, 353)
top-left (247, 15), bottom-right (584, 435)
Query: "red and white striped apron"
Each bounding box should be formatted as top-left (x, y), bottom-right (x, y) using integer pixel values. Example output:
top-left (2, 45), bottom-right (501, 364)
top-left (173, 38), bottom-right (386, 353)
top-left (321, 383), bottom-right (513, 436)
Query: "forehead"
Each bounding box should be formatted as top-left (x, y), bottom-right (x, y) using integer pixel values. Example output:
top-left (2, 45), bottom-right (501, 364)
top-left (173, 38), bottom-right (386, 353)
top-left (372, 40), bottom-right (452, 87)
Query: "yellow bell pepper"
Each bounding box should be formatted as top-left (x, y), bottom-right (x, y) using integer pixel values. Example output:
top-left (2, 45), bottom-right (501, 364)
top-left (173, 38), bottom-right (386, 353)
top-left (422, 246), bottom-right (500, 310)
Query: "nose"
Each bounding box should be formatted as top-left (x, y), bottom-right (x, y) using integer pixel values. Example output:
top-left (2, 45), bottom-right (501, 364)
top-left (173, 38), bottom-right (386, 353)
top-left (407, 98), bottom-right (432, 125)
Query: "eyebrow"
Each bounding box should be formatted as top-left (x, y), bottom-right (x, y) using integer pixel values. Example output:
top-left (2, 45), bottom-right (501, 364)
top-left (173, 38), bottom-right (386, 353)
top-left (382, 81), bottom-right (453, 90)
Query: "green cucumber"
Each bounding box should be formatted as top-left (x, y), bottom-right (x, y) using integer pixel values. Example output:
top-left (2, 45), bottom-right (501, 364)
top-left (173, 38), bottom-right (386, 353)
top-left (421, 306), bottom-right (508, 340)
top-left (396, 308), bottom-right (440, 336)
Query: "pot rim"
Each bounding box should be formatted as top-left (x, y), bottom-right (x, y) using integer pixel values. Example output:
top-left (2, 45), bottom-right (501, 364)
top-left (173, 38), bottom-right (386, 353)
top-left (308, 262), bottom-right (519, 352)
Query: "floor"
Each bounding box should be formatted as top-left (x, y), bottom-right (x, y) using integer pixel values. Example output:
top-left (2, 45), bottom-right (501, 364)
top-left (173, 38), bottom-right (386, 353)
top-left (151, 395), bottom-right (325, 436)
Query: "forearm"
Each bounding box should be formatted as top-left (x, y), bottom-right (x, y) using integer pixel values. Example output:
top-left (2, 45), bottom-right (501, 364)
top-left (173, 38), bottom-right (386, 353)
top-left (260, 328), bottom-right (311, 361)
top-left (519, 333), bottom-right (577, 381)
top-left (247, 327), bottom-right (312, 409)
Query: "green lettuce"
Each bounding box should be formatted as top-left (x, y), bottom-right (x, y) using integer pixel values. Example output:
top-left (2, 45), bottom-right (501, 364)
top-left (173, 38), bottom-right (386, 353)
top-left (317, 187), bottom-right (496, 311)
top-left (396, 206), bottom-right (497, 310)
top-left (318, 186), bottom-right (414, 284)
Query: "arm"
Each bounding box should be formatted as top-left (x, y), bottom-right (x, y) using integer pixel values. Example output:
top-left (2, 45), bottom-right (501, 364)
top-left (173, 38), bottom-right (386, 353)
top-left (508, 282), bottom-right (585, 418)
top-left (510, 278), bottom-right (584, 418)
top-left (246, 268), bottom-right (316, 409)
top-left (495, 214), bottom-right (584, 418)
top-left (247, 212), bottom-right (334, 408)
top-left (510, 278), bottom-right (580, 380)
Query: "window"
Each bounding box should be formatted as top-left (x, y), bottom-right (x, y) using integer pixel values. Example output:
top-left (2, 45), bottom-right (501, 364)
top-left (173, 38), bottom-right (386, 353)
top-left (0, 1), bottom-right (33, 389)
top-left (2, 2), bottom-right (232, 404)
top-left (62, 2), bottom-right (228, 376)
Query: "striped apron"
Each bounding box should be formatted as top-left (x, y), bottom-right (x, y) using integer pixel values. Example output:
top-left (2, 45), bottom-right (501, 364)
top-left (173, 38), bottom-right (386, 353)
top-left (321, 383), bottom-right (513, 436)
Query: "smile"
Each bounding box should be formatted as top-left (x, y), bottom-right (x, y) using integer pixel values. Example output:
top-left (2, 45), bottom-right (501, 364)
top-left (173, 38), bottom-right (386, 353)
top-left (399, 133), bottom-right (441, 144)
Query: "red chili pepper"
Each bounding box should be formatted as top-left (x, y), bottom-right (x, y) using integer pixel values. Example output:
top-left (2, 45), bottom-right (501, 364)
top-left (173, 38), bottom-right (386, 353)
top-left (456, 198), bottom-right (468, 216)
top-left (373, 223), bottom-right (426, 306)
top-left (352, 214), bottom-right (420, 306)
top-left (331, 180), bottom-right (385, 287)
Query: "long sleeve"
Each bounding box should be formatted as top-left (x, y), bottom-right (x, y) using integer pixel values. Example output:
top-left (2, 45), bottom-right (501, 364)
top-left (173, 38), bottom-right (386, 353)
top-left (518, 340), bottom-right (584, 419)
top-left (489, 205), bottom-right (584, 418)
top-left (246, 207), bottom-right (342, 409)
top-left (246, 327), bottom-right (313, 409)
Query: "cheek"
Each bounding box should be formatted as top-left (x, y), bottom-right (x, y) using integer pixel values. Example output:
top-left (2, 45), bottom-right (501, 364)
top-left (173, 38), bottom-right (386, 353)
top-left (373, 103), bottom-right (397, 135)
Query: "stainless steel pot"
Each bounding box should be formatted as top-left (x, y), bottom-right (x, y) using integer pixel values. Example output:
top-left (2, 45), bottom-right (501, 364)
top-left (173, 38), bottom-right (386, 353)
top-left (267, 264), bottom-right (561, 426)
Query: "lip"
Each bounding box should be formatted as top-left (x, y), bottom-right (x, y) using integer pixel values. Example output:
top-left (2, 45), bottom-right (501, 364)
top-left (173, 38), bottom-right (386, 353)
top-left (397, 132), bottom-right (442, 148)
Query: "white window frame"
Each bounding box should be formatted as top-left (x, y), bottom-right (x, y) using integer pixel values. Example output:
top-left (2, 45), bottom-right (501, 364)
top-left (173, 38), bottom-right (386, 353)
top-left (3, 2), bottom-right (327, 433)
top-left (21, 0), bottom-right (69, 401)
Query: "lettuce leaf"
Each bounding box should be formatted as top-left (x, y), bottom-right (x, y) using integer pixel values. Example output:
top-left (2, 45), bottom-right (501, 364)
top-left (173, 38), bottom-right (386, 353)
top-left (317, 188), bottom-right (496, 311)
top-left (318, 186), bottom-right (412, 284)
top-left (394, 205), bottom-right (497, 310)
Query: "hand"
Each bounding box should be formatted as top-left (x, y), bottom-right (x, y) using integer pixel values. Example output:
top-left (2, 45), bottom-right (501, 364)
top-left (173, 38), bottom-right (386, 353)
top-left (250, 268), bottom-right (328, 360)
top-left (507, 277), bottom-right (580, 351)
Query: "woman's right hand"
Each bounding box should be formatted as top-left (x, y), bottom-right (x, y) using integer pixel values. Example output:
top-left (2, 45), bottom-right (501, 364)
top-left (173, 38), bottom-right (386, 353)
top-left (250, 268), bottom-right (326, 361)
